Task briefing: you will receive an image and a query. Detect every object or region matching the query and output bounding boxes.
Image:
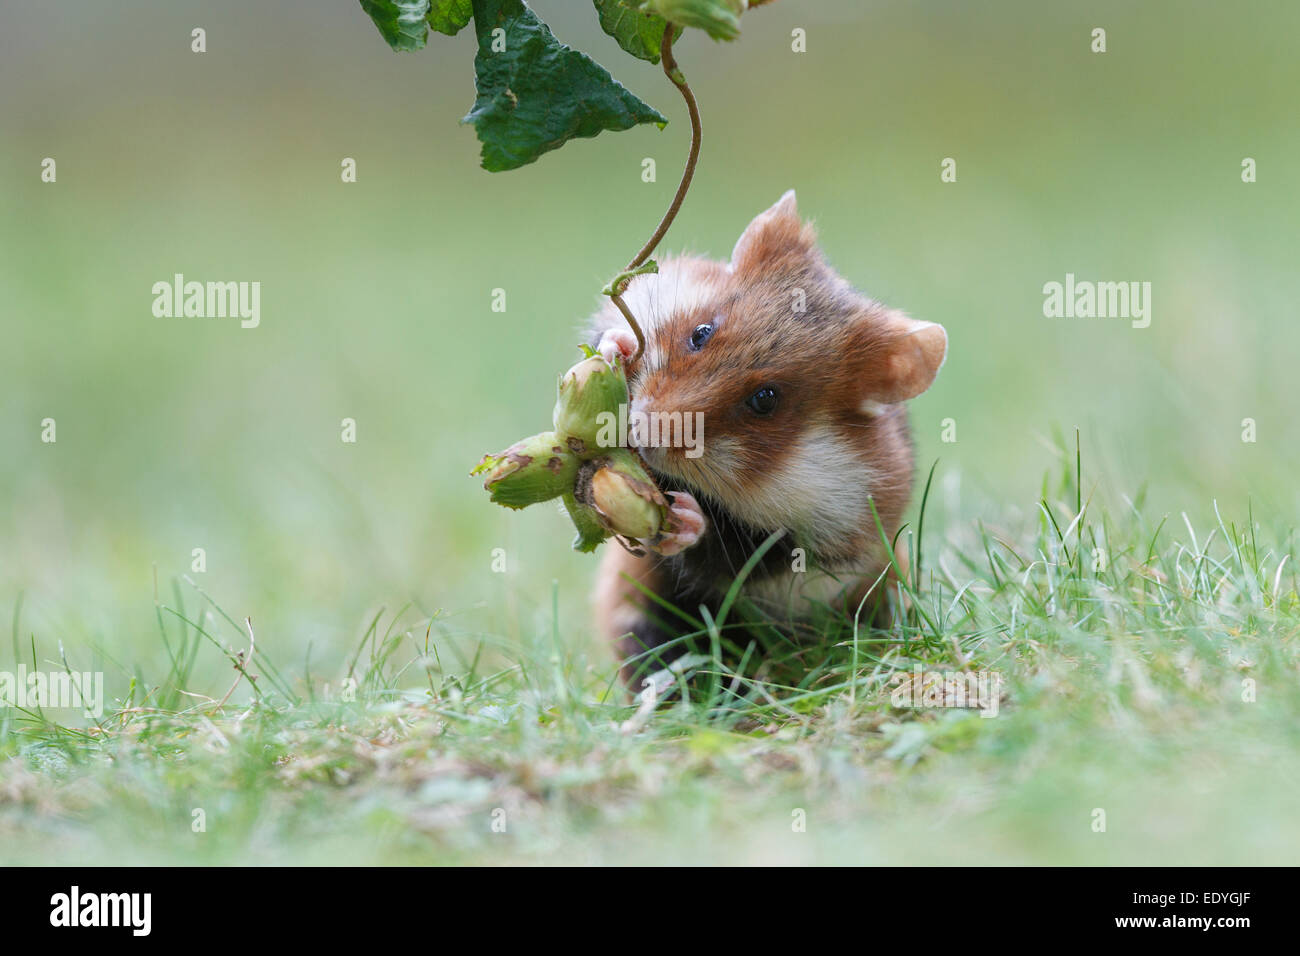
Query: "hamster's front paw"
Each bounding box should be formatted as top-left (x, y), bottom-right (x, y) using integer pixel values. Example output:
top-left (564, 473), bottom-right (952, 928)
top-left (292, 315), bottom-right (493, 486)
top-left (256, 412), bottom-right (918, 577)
top-left (597, 327), bottom-right (638, 367)
top-left (649, 491), bottom-right (707, 556)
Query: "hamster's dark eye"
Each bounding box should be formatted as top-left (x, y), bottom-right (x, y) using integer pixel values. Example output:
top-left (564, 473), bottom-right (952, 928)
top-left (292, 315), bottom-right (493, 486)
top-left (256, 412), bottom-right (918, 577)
top-left (688, 324), bottom-right (714, 351)
top-left (746, 386), bottom-right (780, 415)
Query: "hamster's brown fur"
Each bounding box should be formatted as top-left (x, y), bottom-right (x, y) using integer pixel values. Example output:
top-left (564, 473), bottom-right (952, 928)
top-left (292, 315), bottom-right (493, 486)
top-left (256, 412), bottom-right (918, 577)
top-left (586, 191), bottom-right (947, 686)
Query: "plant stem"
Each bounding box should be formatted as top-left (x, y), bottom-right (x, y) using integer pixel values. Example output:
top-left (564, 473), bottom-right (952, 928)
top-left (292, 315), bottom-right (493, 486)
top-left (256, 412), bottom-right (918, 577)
top-left (607, 22), bottom-right (703, 361)
top-left (628, 25), bottom-right (702, 271)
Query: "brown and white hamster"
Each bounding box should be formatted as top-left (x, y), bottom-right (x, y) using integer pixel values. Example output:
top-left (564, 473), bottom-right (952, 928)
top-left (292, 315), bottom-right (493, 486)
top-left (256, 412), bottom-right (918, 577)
top-left (585, 191), bottom-right (947, 685)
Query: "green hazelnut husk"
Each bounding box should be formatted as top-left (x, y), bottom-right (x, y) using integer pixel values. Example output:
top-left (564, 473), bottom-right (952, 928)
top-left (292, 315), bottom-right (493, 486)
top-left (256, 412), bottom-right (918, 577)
top-left (552, 349), bottom-right (629, 455)
top-left (580, 450), bottom-right (669, 541)
top-left (474, 343), bottom-right (671, 553)
top-left (472, 431), bottom-right (580, 510)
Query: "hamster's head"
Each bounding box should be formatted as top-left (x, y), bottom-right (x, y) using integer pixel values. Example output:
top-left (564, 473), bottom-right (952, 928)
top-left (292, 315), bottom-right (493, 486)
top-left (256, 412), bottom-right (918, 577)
top-left (597, 191), bottom-right (947, 553)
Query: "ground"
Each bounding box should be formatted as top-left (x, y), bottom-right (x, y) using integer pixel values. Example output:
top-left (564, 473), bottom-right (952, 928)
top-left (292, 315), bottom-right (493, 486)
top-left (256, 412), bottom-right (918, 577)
top-left (4, 460), bottom-right (1296, 866)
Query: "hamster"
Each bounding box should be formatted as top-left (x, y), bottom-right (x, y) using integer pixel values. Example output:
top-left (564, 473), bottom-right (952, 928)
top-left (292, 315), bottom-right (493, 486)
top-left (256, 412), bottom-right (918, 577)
top-left (585, 191), bottom-right (947, 686)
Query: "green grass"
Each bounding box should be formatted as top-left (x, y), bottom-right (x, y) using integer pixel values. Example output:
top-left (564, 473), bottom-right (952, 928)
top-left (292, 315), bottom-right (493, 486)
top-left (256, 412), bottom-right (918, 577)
top-left (4, 442), bottom-right (1296, 866)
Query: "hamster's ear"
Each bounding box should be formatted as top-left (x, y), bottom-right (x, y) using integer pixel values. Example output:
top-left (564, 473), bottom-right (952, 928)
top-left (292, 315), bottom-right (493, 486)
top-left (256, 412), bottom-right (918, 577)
top-left (730, 190), bottom-right (816, 274)
top-left (853, 309), bottom-right (948, 407)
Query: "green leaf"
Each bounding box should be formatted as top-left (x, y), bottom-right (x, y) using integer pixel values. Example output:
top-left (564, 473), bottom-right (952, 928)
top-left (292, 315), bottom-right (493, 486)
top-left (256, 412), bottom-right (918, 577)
top-left (360, 0), bottom-right (433, 51)
top-left (634, 0), bottom-right (746, 42)
top-left (592, 0), bottom-right (681, 64)
top-left (428, 0), bottom-right (473, 36)
top-left (464, 0), bottom-right (668, 172)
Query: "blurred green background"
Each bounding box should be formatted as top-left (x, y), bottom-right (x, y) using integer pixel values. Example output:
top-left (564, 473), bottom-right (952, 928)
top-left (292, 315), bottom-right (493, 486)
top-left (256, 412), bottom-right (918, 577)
top-left (2, 0), bottom-right (1297, 693)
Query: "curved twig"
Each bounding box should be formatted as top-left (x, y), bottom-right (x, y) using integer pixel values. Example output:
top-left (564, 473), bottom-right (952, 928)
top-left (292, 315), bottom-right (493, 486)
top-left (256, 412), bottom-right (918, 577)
top-left (628, 24), bottom-right (702, 272)
top-left (606, 22), bottom-right (703, 361)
